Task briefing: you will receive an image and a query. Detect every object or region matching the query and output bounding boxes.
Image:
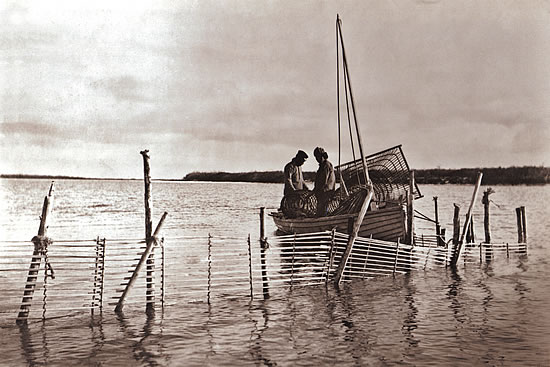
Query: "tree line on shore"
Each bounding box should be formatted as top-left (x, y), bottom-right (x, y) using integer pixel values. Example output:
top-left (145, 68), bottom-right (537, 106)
top-left (183, 166), bottom-right (550, 185)
top-left (3, 166), bottom-right (548, 185)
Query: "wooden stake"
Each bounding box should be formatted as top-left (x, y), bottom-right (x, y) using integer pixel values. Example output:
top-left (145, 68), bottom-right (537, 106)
top-left (16, 182), bottom-right (54, 324)
top-left (433, 196), bottom-right (442, 245)
top-left (407, 171), bottom-right (415, 245)
top-left (334, 189), bottom-right (373, 285)
top-left (247, 234), bottom-right (253, 299)
top-left (452, 204), bottom-right (461, 246)
top-left (326, 229), bottom-right (337, 283)
top-left (451, 172), bottom-right (483, 267)
top-left (516, 207), bottom-right (523, 244)
top-left (140, 150), bottom-right (155, 312)
top-left (115, 212), bottom-right (168, 313)
top-left (520, 206), bottom-right (527, 244)
top-left (482, 189), bottom-right (493, 244)
top-left (207, 234), bottom-right (212, 304)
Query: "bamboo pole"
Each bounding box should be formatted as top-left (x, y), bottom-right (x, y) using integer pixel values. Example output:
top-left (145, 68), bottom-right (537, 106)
top-left (115, 212), bottom-right (168, 313)
top-left (451, 172), bottom-right (483, 267)
top-left (334, 189), bottom-right (373, 285)
top-left (17, 182), bottom-right (54, 324)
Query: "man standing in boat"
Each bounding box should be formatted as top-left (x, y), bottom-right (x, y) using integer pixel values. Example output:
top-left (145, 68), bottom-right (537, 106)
top-left (283, 150), bottom-right (309, 195)
top-left (313, 147), bottom-right (335, 216)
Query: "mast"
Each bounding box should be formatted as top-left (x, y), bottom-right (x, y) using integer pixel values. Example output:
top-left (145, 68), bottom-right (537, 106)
top-left (336, 14), bottom-right (370, 184)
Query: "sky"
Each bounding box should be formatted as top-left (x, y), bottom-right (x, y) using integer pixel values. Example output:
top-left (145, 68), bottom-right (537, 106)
top-left (1, 0), bottom-right (549, 179)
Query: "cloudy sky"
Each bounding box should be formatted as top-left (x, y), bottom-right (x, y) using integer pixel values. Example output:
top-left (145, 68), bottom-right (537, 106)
top-left (1, 0), bottom-right (549, 178)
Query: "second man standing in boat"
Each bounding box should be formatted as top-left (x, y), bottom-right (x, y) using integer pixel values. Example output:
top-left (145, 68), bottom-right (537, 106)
top-left (313, 147), bottom-right (336, 216)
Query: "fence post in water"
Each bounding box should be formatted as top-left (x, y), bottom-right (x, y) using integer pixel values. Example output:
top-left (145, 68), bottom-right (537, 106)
top-left (433, 196), bottom-right (442, 246)
top-left (247, 234), bottom-right (253, 299)
top-left (393, 241), bottom-right (400, 275)
top-left (407, 171), bottom-right (415, 246)
top-left (115, 212), bottom-right (168, 313)
top-left (465, 215), bottom-right (475, 243)
top-left (482, 189), bottom-right (493, 244)
top-left (100, 238), bottom-right (106, 310)
top-left (451, 172), bottom-right (483, 267)
top-left (140, 150), bottom-right (155, 313)
top-left (207, 234), bottom-right (212, 304)
top-left (515, 207), bottom-right (523, 243)
top-left (290, 234), bottom-right (296, 288)
top-left (16, 182), bottom-right (54, 324)
top-left (452, 204), bottom-right (461, 246)
top-left (325, 229), bottom-right (337, 283)
top-left (259, 207), bottom-right (269, 299)
top-left (161, 237), bottom-right (165, 307)
top-left (92, 237), bottom-right (101, 315)
top-left (521, 206), bottom-right (527, 244)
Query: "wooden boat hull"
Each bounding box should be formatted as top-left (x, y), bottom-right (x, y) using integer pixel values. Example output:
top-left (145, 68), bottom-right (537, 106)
top-left (271, 205), bottom-right (406, 242)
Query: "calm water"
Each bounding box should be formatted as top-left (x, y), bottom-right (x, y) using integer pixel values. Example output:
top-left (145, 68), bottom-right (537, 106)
top-left (1, 179), bottom-right (549, 366)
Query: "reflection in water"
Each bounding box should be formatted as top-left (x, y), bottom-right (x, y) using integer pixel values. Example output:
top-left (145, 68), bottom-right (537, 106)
top-left (18, 322), bottom-right (38, 367)
top-left (115, 310), bottom-right (159, 367)
top-left (40, 320), bottom-right (50, 365)
top-left (337, 284), bottom-right (373, 364)
top-left (402, 274), bottom-right (419, 353)
top-left (206, 303), bottom-right (214, 360)
top-left (88, 314), bottom-right (105, 362)
top-left (447, 270), bottom-right (465, 324)
top-left (248, 300), bottom-right (275, 366)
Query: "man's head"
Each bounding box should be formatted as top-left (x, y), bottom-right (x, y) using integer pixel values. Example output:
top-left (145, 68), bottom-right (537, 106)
top-left (294, 150), bottom-right (308, 166)
top-left (313, 147), bottom-right (328, 163)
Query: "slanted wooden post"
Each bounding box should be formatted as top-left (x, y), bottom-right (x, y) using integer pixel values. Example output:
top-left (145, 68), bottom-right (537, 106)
top-left (16, 182), bottom-right (54, 324)
top-left (334, 189), bottom-right (374, 285)
top-left (115, 212), bottom-right (168, 313)
top-left (259, 207), bottom-right (269, 299)
top-left (140, 150), bottom-right (155, 313)
top-left (451, 172), bottom-right (483, 267)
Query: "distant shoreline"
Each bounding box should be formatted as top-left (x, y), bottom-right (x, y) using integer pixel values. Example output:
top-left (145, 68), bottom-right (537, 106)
top-left (2, 166), bottom-right (549, 185)
top-left (183, 166), bottom-right (549, 185)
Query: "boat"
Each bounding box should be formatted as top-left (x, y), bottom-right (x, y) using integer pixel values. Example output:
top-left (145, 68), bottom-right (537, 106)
top-left (271, 145), bottom-right (421, 242)
top-left (271, 16), bottom-right (421, 242)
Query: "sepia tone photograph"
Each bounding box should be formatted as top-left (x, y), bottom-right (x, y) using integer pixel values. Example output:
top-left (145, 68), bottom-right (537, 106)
top-left (1, 1), bottom-right (549, 365)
